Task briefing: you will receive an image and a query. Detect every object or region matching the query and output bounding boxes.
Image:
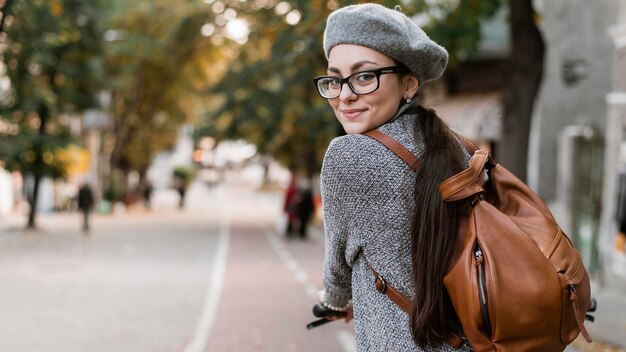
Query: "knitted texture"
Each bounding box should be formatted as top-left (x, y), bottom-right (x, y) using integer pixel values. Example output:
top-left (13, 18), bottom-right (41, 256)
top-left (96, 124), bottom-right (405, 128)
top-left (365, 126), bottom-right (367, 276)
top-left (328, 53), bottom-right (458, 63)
top-left (323, 3), bottom-right (448, 82)
top-left (320, 106), bottom-right (472, 351)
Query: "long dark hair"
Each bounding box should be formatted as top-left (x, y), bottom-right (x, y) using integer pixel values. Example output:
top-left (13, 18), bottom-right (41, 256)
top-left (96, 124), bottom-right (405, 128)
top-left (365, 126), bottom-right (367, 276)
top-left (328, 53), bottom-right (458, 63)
top-left (409, 104), bottom-right (466, 347)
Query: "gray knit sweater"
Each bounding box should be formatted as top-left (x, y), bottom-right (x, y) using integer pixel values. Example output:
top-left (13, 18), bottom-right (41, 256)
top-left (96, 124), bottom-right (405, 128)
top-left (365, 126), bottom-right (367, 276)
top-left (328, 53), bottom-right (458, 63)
top-left (320, 104), bottom-right (471, 352)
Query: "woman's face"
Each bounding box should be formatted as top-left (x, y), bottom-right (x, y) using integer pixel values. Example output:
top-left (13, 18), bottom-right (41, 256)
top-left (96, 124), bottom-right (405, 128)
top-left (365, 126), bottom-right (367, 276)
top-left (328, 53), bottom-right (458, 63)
top-left (326, 44), bottom-right (418, 134)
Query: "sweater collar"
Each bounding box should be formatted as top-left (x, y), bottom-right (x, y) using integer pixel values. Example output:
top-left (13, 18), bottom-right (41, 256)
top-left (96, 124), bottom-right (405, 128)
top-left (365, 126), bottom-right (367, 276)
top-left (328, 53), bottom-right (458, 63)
top-left (385, 100), bottom-right (417, 125)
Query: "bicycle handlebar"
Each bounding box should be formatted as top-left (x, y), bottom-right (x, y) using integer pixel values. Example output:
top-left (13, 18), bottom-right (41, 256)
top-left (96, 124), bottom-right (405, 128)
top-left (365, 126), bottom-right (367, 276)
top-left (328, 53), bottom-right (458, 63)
top-left (306, 304), bottom-right (346, 330)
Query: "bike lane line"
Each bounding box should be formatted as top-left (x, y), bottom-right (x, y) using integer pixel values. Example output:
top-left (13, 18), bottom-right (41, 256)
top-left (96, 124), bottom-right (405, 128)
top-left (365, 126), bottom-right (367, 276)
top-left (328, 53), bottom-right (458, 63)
top-left (185, 194), bottom-right (232, 352)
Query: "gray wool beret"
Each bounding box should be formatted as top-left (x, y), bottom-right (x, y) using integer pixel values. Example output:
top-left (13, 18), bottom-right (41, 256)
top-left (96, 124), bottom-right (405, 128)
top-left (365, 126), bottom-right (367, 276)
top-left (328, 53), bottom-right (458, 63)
top-left (323, 4), bottom-right (448, 83)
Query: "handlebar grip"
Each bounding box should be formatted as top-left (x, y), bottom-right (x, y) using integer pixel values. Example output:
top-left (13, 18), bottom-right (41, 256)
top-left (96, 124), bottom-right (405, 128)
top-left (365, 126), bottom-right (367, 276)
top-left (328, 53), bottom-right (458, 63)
top-left (306, 304), bottom-right (347, 330)
top-left (312, 304), bottom-right (346, 318)
top-left (306, 318), bottom-right (332, 330)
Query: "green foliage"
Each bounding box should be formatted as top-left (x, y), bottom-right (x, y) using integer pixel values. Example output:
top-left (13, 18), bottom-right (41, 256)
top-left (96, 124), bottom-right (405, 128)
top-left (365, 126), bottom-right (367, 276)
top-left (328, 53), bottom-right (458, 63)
top-left (1, 0), bottom-right (104, 116)
top-left (172, 165), bottom-right (195, 188)
top-left (199, 0), bottom-right (345, 172)
top-left (0, 0), bottom-right (105, 178)
top-left (0, 0), bottom-right (105, 227)
top-left (0, 0), bottom-right (507, 182)
top-left (103, 0), bottom-right (223, 175)
top-left (425, 0), bottom-right (505, 64)
top-left (0, 128), bottom-right (73, 178)
top-left (103, 175), bottom-right (123, 202)
top-left (198, 0), bottom-right (505, 173)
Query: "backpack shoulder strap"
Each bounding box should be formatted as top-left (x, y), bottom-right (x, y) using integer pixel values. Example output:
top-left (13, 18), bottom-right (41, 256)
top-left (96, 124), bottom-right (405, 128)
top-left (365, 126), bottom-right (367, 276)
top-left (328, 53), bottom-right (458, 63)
top-left (362, 130), bottom-right (421, 172)
top-left (363, 130), bottom-right (477, 172)
top-left (371, 267), bottom-right (464, 348)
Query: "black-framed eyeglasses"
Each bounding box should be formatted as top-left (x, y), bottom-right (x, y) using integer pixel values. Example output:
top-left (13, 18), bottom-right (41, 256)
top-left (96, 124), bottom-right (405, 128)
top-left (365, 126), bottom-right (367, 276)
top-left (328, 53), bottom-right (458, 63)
top-left (313, 66), bottom-right (410, 99)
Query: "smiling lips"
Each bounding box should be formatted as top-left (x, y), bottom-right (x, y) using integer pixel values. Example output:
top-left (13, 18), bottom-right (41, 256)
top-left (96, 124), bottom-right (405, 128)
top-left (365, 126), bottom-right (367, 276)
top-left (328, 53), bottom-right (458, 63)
top-left (341, 108), bottom-right (366, 119)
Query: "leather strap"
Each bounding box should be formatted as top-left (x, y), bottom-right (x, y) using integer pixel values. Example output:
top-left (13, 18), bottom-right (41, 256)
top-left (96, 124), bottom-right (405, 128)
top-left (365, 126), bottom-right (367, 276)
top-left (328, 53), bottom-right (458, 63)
top-left (363, 130), bottom-right (478, 173)
top-left (371, 267), bottom-right (464, 348)
top-left (569, 286), bottom-right (593, 343)
top-left (362, 130), bottom-right (421, 172)
top-left (371, 267), bottom-right (412, 313)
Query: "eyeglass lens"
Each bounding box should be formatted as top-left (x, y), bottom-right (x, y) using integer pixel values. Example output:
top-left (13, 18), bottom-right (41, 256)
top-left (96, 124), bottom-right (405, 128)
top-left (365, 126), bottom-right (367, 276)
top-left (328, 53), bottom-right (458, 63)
top-left (317, 71), bottom-right (379, 98)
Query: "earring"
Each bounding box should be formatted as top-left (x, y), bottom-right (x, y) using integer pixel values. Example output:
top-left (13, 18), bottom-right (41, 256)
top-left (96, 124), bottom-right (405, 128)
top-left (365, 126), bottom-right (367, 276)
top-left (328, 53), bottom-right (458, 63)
top-left (405, 97), bottom-right (412, 104)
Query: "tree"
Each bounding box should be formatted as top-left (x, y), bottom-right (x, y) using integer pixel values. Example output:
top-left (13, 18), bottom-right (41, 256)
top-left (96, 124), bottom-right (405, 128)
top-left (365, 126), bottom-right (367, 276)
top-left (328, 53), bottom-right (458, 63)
top-left (425, 0), bottom-right (544, 181)
top-left (0, 0), bottom-right (105, 229)
top-left (499, 0), bottom-right (544, 181)
top-left (200, 0), bottom-right (544, 182)
top-left (199, 1), bottom-right (507, 174)
top-left (102, 0), bottom-right (225, 184)
top-left (198, 0), bottom-right (342, 177)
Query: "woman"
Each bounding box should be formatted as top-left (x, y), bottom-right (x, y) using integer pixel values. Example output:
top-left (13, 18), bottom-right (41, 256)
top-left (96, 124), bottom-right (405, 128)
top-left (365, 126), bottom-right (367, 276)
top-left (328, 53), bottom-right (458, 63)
top-left (315, 4), bottom-right (471, 351)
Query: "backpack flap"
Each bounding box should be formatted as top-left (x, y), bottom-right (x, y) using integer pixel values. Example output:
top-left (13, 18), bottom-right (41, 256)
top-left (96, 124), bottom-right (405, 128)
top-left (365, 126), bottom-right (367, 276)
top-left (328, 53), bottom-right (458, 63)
top-left (439, 150), bottom-right (493, 202)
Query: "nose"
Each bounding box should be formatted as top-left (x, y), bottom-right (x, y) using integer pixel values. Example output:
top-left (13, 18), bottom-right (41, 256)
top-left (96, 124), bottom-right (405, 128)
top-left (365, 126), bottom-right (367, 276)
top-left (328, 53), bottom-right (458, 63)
top-left (338, 82), bottom-right (357, 101)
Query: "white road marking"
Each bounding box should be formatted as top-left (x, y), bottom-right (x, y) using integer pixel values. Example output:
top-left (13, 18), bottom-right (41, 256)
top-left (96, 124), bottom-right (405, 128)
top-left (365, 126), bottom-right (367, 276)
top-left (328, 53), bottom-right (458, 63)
top-left (185, 198), bottom-right (231, 352)
top-left (265, 232), bottom-right (356, 352)
top-left (265, 233), bottom-right (316, 299)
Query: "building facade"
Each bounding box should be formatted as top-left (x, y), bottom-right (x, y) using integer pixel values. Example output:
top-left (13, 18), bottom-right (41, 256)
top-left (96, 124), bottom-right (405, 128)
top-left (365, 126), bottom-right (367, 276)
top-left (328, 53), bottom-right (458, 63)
top-left (530, 0), bottom-right (624, 281)
top-left (530, 0), bottom-right (618, 200)
top-left (601, 0), bottom-right (626, 284)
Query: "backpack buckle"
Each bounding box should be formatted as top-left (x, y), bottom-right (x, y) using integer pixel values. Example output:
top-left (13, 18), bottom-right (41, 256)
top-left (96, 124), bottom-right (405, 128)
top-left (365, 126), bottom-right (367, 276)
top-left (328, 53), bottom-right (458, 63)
top-left (375, 275), bottom-right (387, 294)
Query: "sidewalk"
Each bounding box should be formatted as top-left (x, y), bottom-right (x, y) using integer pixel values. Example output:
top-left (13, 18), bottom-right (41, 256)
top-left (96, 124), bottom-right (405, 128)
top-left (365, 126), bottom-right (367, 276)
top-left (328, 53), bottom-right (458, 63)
top-left (0, 178), bottom-right (354, 352)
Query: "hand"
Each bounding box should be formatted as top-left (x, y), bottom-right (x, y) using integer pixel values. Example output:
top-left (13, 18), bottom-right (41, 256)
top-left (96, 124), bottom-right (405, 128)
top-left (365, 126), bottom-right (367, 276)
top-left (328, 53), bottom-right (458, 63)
top-left (316, 290), bottom-right (354, 323)
top-left (313, 291), bottom-right (354, 324)
top-left (342, 306), bottom-right (354, 323)
top-left (307, 302), bottom-right (353, 330)
top-left (320, 306), bottom-right (353, 323)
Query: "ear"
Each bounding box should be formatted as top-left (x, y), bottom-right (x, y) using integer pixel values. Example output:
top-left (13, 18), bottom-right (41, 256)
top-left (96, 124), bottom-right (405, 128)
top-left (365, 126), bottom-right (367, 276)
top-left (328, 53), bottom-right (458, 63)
top-left (403, 75), bottom-right (420, 99)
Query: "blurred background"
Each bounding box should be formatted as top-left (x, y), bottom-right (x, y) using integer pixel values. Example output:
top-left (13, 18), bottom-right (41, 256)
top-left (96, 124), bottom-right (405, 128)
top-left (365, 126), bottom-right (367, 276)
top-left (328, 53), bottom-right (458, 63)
top-left (0, 0), bottom-right (625, 351)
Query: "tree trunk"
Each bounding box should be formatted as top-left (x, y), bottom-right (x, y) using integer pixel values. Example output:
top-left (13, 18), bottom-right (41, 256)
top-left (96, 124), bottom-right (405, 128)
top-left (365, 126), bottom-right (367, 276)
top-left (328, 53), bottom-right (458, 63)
top-left (26, 172), bottom-right (41, 229)
top-left (500, 0), bottom-right (545, 182)
top-left (27, 104), bottom-right (49, 229)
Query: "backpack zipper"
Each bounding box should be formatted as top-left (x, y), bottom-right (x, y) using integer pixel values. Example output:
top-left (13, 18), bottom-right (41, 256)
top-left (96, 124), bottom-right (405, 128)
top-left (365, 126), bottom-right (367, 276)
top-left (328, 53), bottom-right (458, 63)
top-left (475, 244), bottom-right (492, 335)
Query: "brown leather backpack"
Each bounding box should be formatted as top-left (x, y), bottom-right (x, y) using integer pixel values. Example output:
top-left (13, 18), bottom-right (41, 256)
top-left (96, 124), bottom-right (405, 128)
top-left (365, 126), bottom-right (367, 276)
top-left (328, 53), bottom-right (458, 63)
top-left (363, 130), bottom-right (594, 352)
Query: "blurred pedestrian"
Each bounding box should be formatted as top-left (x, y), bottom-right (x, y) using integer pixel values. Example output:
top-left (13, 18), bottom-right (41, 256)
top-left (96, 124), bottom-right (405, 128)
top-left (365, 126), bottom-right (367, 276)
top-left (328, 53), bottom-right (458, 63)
top-left (77, 181), bottom-right (94, 233)
top-left (173, 177), bottom-right (186, 209)
top-left (141, 178), bottom-right (153, 210)
top-left (296, 177), bottom-right (315, 238)
top-left (283, 173), bottom-right (300, 238)
top-left (314, 4), bottom-right (471, 351)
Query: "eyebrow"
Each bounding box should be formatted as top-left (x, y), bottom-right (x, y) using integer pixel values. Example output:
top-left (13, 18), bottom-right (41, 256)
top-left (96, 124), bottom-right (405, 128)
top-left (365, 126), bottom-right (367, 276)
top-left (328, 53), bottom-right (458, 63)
top-left (327, 60), bottom-right (379, 74)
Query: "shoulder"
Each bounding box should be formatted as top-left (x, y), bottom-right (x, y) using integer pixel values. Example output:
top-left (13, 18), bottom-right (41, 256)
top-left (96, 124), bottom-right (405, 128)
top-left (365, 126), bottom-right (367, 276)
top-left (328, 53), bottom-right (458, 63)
top-left (322, 133), bottom-right (405, 175)
top-left (321, 132), bottom-right (417, 194)
top-left (324, 134), bottom-right (382, 166)
top-left (326, 133), bottom-right (379, 153)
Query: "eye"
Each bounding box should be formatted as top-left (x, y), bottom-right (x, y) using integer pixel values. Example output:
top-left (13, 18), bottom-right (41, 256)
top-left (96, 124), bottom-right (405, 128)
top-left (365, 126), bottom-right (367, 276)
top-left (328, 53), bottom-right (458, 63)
top-left (354, 72), bottom-right (376, 83)
top-left (328, 77), bottom-right (342, 86)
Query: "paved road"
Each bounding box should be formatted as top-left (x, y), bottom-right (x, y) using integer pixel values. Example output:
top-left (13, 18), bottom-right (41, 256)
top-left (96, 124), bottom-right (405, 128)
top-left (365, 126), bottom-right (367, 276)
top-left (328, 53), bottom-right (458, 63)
top-left (1, 174), bottom-right (623, 352)
top-left (0, 177), bottom-right (354, 352)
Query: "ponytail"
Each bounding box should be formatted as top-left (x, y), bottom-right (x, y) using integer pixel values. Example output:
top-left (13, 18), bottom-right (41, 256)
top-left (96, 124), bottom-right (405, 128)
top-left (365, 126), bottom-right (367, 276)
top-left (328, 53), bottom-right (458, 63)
top-left (409, 105), bottom-right (466, 347)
